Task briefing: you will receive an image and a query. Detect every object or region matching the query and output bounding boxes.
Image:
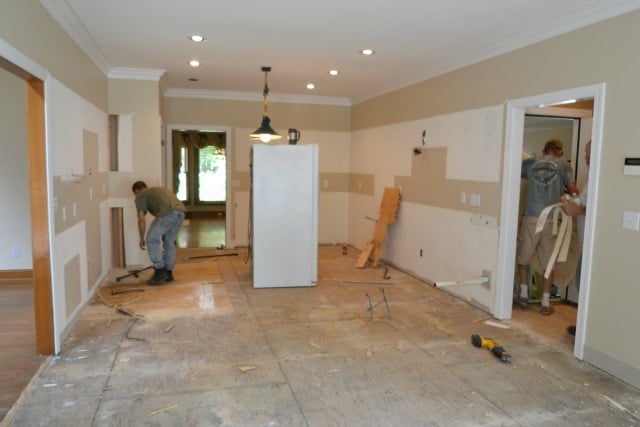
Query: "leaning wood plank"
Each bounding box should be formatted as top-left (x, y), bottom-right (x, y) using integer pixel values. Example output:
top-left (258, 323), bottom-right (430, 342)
top-left (355, 242), bottom-right (375, 268)
top-left (378, 187), bottom-right (401, 225)
top-left (357, 188), bottom-right (401, 268)
top-left (370, 188), bottom-right (401, 266)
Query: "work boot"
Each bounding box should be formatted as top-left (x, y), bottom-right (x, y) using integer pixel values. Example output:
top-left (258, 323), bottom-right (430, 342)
top-left (148, 268), bottom-right (168, 285)
top-left (165, 270), bottom-right (174, 282)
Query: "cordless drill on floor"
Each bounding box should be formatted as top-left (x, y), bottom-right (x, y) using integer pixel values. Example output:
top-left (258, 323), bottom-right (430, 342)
top-left (471, 334), bottom-right (512, 363)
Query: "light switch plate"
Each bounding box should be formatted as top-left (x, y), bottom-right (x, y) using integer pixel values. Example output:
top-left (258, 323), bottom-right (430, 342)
top-left (624, 158), bottom-right (640, 175)
top-left (622, 211), bottom-right (640, 231)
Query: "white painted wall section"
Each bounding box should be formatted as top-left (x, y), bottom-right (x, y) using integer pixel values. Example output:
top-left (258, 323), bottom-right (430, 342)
top-left (52, 221), bottom-right (87, 352)
top-left (349, 105), bottom-right (504, 313)
top-left (49, 80), bottom-right (107, 180)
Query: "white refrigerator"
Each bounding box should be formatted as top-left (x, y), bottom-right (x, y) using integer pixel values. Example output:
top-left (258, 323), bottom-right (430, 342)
top-left (251, 144), bottom-right (318, 288)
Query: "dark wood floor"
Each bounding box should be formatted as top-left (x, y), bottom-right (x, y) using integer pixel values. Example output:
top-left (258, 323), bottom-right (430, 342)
top-left (0, 280), bottom-right (46, 421)
top-left (176, 214), bottom-right (226, 249)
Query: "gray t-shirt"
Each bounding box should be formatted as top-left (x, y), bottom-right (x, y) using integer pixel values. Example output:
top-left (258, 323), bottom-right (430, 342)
top-left (135, 187), bottom-right (185, 218)
top-left (521, 154), bottom-right (574, 217)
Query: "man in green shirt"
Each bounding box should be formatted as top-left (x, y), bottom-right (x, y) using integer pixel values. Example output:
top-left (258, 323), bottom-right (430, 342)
top-left (132, 181), bottom-right (186, 284)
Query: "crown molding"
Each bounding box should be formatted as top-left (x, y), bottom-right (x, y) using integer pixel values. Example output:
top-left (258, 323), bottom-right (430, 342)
top-left (355, 0), bottom-right (640, 104)
top-left (443, 0), bottom-right (640, 78)
top-left (164, 88), bottom-right (352, 106)
top-left (40, 0), bottom-right (111, 75)
top-left (108, 67), bottom-right (166, 81)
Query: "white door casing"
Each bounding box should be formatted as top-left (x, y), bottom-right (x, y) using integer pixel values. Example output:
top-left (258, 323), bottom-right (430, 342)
top-left (495, 83), bottom-right (605, 360)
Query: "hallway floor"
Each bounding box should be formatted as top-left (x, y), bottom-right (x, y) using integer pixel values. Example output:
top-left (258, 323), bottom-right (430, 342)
top-left (0, 280), bottom-right (46, 422)
top-left (3, 246), bottom-right (639, 426)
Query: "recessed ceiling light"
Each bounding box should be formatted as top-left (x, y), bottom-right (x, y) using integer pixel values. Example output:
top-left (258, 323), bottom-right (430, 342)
top-left (189, 35), bottom-right (205, 42)
top-left (189, 59), bottom-right (200, 67)
top-left (306, 83), bottom-right (315, 90)
top-left (360, 48), bottom-right (375, 55)
top-left (328, 69), bottom-right (339, 76)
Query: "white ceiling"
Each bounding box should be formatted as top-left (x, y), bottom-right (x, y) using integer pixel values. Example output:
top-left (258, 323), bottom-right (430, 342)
top-left (41, 0), bottom-right (639, 105)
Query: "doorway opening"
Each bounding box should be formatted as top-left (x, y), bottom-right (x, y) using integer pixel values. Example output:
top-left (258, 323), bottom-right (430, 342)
top-left (167, 127), bottom-right (231, 249)
top-left (0, 52), bottom-right (53, 420)
top-left (522, 103), bottom-right (593, 308)
top-left (496, 83), bottom-right (605, 360)
top-left (0, 55), bottom-right (53, 354)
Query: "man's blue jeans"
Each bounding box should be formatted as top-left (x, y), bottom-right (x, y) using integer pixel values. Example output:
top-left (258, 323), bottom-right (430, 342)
top-left (146, 210), bottom-right (185, 271)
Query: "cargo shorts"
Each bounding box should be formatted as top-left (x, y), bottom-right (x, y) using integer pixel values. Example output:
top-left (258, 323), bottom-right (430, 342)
top-left (516, 216), bottom-right (557, 268)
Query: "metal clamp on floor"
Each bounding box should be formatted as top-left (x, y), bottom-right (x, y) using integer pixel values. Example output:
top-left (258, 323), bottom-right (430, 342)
top-left (115, 265), bottom-right (153, 282)
top-left (366, 287), bottom-right (392, 320)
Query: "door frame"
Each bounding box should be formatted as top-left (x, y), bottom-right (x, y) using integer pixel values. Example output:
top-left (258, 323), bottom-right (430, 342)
top-left (495, 83), bottom-right (605, 360)
top-left (1, 41), bottom-right (55, 354)
top-left (165, 123), bottom-right (233, 248)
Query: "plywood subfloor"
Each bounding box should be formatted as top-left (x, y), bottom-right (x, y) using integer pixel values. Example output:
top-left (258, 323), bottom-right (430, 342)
top-left (4, 247), bottom-right (639, 426)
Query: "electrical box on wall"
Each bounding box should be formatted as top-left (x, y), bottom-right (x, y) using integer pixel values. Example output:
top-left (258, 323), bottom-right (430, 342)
top-left (623, 158), bottom-right (640, 175)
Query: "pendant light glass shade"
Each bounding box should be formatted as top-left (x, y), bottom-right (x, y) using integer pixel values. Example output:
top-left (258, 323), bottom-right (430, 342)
top-left (250, 66), bottom-right (281, 143)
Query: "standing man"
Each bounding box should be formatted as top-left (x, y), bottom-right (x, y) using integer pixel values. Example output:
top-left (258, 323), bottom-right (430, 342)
top-left (132, 181), bottom-right (185, 285)
top-left (516, 139), bottom-right (579, 315)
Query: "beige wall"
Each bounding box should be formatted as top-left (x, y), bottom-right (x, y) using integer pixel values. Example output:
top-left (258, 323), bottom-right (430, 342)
top-left (0, 66), bottom-right (32, 270)
top-left (351, 10), bottom-right (640, 387)
top-left (0, 1), bottom-right (107, 110)
top-left (163, 97), bottom-right (352, 246)
top-left (164, 97), bottom-right (350, 132)
top-left (108, 78), bottom-right (163, 267)
top-left (109, 79), bottom-right (163, 196)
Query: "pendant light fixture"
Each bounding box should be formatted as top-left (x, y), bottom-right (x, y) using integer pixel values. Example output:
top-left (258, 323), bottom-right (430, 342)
top-left (250, 66), bottom-right (282, 143)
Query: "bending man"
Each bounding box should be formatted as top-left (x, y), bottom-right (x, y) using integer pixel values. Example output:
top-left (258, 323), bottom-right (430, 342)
top-left (132, 181), bottom-right (186, 285)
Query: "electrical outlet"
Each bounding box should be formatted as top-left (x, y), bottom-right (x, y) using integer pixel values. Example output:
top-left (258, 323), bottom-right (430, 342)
top-left (482, 270), bottom-right (492, 290)
top-left (11, 246), bottom-right (20, 258)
